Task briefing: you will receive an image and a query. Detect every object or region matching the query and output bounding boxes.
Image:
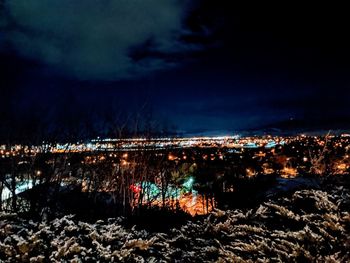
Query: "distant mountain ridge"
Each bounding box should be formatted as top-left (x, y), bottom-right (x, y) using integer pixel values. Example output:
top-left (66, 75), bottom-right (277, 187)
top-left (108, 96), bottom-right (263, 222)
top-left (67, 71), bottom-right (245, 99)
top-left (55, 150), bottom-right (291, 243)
top-left (180, 117), bottom-right (350, 137)
top-left (245, 117), bottom-right (350, 136)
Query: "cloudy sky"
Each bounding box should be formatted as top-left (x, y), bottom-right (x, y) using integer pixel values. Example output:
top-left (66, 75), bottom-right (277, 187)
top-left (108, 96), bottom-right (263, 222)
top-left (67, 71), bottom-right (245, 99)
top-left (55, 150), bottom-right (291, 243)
top-left (1, 1), bottom-right (350, 140)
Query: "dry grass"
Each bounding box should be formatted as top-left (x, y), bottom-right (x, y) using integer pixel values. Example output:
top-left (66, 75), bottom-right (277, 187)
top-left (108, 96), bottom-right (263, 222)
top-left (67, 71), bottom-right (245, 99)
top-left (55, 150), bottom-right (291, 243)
top-left (1, 187), bottom-right (349, 262)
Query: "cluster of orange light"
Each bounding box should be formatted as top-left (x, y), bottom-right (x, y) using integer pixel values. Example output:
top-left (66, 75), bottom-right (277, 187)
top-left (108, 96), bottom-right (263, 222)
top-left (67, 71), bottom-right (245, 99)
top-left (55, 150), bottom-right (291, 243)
top-left (262, 167), bottom-right (274, 175)
top-left (168, 154), bottom-right (176, 161)
top-left (335, 163), bottom-right (349, 174)
top-left (280, 167), bottom-right (298, 178)
top-left (246, 168), bottom-right (256, 178)
top-left (132, 191), bottom-right (213, 216)
top-left (177, 193), bottom-right (214, 216)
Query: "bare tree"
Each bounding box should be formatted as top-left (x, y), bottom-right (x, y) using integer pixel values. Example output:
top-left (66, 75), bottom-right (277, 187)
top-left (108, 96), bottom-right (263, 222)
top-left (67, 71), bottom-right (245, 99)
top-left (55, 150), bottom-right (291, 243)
top-left (309, 132), bottom-right (331, 175)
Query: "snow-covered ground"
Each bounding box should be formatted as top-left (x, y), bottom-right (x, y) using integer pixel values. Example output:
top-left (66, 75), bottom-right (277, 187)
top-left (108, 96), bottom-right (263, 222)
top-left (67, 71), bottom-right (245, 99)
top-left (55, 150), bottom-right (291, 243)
top-left (0, 187), bottom-right (349, 262)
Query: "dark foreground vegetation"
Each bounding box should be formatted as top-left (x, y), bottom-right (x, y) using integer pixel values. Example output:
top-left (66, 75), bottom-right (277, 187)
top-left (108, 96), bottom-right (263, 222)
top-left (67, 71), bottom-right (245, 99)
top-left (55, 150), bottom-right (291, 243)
top-left (1, 182), bottom-right (349, 262)
top-left (1, 135), bottom-right (350, 261)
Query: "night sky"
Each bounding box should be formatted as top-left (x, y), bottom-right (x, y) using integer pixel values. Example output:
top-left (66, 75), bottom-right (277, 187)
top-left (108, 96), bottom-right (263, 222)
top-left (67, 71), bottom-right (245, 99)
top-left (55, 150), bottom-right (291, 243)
top-left (1, 1), bottom-right (350, 141)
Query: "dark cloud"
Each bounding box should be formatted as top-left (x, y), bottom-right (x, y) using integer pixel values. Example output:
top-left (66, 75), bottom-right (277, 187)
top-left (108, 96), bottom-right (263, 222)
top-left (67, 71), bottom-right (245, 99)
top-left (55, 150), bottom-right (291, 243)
top-left (0, 0), bottom-right (201, 80)
top-left (1, 1), bottom-right (350, 139)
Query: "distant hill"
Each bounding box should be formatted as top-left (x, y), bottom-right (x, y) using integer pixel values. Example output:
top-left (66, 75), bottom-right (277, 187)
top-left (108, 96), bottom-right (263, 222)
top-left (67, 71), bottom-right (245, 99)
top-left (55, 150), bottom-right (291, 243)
top-left (245, 117), bottom-right (350, 136)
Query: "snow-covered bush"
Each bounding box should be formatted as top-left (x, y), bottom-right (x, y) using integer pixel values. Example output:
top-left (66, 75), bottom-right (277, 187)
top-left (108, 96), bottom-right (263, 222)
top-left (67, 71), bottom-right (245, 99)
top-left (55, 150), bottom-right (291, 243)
top-left (0, 187), bottom-right (349, 262)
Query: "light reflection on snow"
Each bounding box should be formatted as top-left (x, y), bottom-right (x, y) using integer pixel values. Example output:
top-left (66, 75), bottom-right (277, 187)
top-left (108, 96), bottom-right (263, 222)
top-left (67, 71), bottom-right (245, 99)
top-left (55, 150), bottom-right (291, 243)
top-left (1, 180), bottom-right (35, 202)
top-left (130, 177), bottom-right (214, 215)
